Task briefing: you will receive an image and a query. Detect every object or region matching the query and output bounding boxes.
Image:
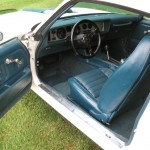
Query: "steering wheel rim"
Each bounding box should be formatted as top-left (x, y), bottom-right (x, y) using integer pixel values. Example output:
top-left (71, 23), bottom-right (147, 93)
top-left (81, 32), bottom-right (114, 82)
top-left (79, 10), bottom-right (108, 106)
top-left (71, 19), bottom-right (101, 58)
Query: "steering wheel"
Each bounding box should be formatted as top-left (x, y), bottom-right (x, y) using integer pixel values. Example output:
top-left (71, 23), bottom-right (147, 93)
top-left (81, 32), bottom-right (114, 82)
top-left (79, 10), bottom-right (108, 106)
top-left (71, 20), bottom-right (101, 58)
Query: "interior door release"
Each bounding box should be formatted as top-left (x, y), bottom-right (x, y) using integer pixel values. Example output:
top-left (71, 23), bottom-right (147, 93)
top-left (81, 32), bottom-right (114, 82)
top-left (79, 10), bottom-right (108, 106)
top-left (5, 58), bottom-right (22, 65)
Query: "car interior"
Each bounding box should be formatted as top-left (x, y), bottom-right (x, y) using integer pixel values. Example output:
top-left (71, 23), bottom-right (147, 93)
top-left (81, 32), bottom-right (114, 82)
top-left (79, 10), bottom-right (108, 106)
top-left (35, 2), bottom-right (150, 143)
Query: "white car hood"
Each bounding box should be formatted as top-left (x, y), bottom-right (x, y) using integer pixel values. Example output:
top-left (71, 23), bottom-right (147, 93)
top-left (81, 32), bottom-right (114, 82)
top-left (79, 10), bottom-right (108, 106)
top-left (0, 11), bottom-right (50, 44)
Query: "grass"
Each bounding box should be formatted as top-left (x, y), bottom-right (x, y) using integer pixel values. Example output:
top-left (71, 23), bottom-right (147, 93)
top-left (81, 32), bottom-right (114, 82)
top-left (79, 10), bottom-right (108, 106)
top-left (0, 0), bottom-right (102, 150)
top-left (0, 0), bottom-right (62, 10)
top-left (0, 91), bottom-right (101, 150)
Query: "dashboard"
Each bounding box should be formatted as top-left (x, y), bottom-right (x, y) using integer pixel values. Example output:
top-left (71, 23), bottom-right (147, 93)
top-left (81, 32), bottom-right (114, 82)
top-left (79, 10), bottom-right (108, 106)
top-left (37, 13), bottom-right (139, 58)
top-left (48, 20), bottom-right (111, 42)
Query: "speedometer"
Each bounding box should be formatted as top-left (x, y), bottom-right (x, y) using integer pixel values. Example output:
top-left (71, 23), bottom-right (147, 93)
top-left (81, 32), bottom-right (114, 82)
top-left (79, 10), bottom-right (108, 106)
top-left (57, 28), bottom-right (66, 39)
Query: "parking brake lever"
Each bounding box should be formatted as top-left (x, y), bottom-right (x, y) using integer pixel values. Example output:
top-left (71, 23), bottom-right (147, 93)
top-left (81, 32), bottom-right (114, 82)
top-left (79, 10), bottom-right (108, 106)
top-left (105, 45), bottom-right (110, 61)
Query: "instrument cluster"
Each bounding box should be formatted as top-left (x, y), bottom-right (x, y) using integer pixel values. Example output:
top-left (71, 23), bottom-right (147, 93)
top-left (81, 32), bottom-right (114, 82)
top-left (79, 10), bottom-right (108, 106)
top-left (48, 21), bottom-right (110, 42)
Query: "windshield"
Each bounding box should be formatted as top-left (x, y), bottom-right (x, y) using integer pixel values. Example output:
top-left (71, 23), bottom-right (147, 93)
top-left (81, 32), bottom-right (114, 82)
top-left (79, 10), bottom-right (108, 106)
top-left (60, 2), bottom-right (135, 18)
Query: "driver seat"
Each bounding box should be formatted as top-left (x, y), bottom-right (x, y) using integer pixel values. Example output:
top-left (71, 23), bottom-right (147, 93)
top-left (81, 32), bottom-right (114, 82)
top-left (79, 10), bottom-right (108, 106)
top-left (68, 35), bottom-right (150, 124)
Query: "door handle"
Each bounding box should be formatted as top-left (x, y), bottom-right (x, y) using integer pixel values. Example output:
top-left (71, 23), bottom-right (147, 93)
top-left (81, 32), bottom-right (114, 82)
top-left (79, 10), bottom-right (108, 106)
top-left (144, 30), bottom-right (150, 34)
top-left (5, 58), bottom-right (22, 65)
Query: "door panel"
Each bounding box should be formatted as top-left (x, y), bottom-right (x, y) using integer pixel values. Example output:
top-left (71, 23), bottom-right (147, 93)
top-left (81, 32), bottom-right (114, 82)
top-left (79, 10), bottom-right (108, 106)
top-left (0, 38), bottom-right (32, 117)
top-left (127, 18), bottom-right (150, 53)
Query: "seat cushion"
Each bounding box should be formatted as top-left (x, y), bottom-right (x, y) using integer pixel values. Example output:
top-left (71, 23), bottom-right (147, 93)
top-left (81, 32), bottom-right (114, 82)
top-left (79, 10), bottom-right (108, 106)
top-left (68, 68), bottom-right (113, 116)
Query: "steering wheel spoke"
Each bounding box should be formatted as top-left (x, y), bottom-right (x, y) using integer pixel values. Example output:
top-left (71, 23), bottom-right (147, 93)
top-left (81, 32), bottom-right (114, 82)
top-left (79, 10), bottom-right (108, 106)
top-left (71, 20), bottom-right (101, 58)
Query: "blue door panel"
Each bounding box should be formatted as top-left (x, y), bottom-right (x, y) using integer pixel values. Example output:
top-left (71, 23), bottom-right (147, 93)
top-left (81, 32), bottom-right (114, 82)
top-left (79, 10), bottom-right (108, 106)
top-left (0, 64), bottom-right (6, 84)
top-left (128, 19), bottom-right (150, 53)
top-left (0, 38), bottom-right (32, 117)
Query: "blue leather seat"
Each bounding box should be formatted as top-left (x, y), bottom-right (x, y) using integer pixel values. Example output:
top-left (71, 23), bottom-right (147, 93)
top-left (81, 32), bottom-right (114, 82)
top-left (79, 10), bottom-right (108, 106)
top-left (68, 35), bottom-right (150, 124)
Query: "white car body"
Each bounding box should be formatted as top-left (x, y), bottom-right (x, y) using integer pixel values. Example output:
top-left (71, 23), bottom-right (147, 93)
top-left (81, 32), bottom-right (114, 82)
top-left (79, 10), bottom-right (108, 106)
top-left (1, 0), bottom-right (150, 150)
top-left (0, 11), bottom-right (50, 44)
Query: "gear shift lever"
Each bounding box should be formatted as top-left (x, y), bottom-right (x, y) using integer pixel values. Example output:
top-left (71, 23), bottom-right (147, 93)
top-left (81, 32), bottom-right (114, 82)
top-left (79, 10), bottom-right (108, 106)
top-left (105, 45), bottom-right (110, 60)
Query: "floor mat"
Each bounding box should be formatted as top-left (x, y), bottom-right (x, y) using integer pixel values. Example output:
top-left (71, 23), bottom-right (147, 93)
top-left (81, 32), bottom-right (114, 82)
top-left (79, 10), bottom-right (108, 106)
top-left (108, 106), bottom-right (141, 141)
top-left (42, 69), bottom-right (71, 86)
top-left (53, 82), bottom-right (70, 97)
top-left (40, 51), bottom-right (97, 86)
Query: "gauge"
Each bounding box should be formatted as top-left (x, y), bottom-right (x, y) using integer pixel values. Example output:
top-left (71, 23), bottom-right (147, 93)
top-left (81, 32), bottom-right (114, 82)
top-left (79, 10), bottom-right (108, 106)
top-left (88, 23), bottom-right (92, 29)
top-left (57, 28), bottom-right (66, 39)
top-left (75, 26), bottom-right (81, 35)
top-left (82, 24), bottom-right (87, 29)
